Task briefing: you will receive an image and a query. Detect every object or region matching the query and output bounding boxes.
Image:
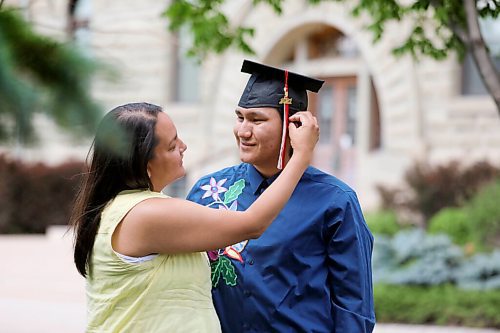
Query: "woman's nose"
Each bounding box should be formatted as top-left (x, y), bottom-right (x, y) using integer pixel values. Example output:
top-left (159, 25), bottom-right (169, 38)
top-left (180, 139), bottom-right (187, 153)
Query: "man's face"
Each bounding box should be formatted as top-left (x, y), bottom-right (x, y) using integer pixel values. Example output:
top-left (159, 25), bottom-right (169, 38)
top-left (233, 106), bottom-right (282, 172)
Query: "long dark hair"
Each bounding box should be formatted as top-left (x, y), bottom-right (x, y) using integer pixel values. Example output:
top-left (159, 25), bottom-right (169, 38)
top-left (70, 102), bottom-right (162, 277)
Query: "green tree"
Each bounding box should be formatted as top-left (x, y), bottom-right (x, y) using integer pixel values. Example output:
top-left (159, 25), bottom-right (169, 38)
top-left (164, 0), bottom-right (500, 115)
top-left (0, 3), bottom-right (102, 143)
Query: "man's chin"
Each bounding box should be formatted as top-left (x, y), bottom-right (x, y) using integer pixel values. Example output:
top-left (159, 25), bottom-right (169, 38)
top-left (239, 153), bottom-right (255, 164)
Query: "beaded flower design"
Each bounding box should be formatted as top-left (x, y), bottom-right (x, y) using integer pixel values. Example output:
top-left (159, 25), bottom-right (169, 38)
top-left (200, 178), bottom-right (248, 287)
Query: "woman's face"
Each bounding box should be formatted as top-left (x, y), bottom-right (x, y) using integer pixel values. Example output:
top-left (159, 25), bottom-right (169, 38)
top-left (147, 112), bottom-right (187, 191)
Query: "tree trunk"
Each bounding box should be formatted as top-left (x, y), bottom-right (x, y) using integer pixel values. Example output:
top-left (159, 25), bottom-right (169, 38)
top-left (464, 0), bottom-right (500, 115)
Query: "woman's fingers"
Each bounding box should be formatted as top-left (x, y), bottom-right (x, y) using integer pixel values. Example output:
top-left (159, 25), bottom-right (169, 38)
top-left (288, 111), bottom-right (319, 152)
top-left (289, 111), bottom-right (316, 127)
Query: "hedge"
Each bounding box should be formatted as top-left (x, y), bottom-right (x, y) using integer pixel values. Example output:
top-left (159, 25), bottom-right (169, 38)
top-left (0, 154), bottom-right (84, 233)
top-left (428, 207), bottom-right (472, 246)
top-left (374, 284), bottom-right (500, 328)
top-left (365, 210), bottom-right (401, 236)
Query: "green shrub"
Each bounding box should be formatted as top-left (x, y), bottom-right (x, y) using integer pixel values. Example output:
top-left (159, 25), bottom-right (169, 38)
top-left (365, 210), bottom-right (400, 236)
top-left (373, 229), bottom-right (462, 286)
top-left (373, 229), bottom-right (500, 289)
top-left (0, 154), bottom-right (84, 234)
top-left (374, 284), bottom-right (500, 328)
top-left (467, 179), bottom-right (500, 249)
top-left (428, 207), bottom-right (472, 246)
top-left (455, 250), bottom-right (500, 290)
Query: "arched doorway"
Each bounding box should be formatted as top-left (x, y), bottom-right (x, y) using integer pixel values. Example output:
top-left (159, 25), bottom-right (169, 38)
top-left (265, 24), bottom-right (381, 187)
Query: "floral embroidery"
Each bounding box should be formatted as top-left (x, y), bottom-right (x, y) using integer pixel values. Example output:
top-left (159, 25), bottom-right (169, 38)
top-left (201, 177), bottom-right (228, 200)
top-left (223, 246), bottom-right (243, 263)
top-left (200, 178), bottom-right (247, 287)
top-left (207, 250), bottom-right (219, 261)
top-left (211, 257), bottom-right (237, 287)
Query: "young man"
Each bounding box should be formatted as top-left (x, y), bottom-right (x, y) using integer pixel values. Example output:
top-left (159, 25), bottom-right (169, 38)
top-left (187, 60), bottom-right (375, 332)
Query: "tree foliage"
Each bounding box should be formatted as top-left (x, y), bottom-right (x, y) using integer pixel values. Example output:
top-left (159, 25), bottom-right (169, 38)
top-left (164, 0), bottom-right (500, 113)
top-left (165, 0), bottom-right (255, 58)
top-left (165, 0), bottom-right (497, 59)
top-left (0, 6), bottom-right (102, 143)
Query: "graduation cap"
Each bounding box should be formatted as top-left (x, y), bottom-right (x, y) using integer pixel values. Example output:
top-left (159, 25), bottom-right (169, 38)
top-left (238, 59), bottom-right (324, 169)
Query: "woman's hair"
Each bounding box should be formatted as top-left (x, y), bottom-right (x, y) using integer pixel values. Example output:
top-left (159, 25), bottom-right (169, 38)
top-left (70, 102), bottom-right (162, 277)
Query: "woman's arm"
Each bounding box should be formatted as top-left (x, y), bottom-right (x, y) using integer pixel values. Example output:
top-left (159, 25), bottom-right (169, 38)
top-left (114, 112), bottom-right (318, 256)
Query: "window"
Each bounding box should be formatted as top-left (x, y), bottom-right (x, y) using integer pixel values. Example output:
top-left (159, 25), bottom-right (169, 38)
top-left (67, 0), bottom-right (91, 48)
top-left (461, 18), bottom-right (500, 95)
top-left (173, 28), bottom-right (200, 103)
top-left (308, 26), bottom-right (359, 59)
top-left (346, 86), bottom-right (357, 145)
top-left (318, 86), bottom-right (334, 144)
top-left (273, 24), bottom-right (360, 63)
top-left (311, 77), bottom-right (358, 177)
top-left (369, 79), bottom-right (382, 150)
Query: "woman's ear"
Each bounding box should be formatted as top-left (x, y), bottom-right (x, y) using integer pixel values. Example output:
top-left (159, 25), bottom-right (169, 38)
top-left (146, 165), bottom-right (154, 191)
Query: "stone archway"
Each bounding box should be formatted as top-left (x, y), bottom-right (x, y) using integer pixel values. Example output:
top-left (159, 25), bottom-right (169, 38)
top-left (203, 2), bottom-right (426, 206)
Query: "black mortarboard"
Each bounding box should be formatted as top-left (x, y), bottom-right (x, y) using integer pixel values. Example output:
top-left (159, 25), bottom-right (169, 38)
top-left (238, 60), bottom-right (324, 112)
top-left (238, 59), bottom-right (324, 169)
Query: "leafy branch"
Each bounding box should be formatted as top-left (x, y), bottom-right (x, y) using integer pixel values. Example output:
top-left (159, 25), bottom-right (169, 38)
top-left (164, 0), bottom-right (500, 113)
top-left (0, 6), bottom-right (102, 143)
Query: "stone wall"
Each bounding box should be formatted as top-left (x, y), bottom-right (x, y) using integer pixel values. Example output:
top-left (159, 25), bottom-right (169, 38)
top-left (2, 0), bottom-right (499, 208)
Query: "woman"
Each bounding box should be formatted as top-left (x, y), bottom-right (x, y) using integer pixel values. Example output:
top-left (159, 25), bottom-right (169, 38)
top-left (70, 102), bottom-right (318, 332)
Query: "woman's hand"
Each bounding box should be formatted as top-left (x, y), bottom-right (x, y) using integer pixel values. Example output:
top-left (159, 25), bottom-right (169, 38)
top-left (288, 111), bottom-right (319, 162)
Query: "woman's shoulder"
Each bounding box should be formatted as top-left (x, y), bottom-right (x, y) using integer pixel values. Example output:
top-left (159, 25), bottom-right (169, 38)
top-left (102, 189), bottom-right (168, 222)
top-left (117, 188), bottom-right (168, 199)
top-left (113, 189), bottom-right (168, 206)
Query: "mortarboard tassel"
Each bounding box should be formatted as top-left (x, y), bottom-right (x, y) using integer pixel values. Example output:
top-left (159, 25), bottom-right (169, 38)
top-left (278, 70), bottom-right (292, 170)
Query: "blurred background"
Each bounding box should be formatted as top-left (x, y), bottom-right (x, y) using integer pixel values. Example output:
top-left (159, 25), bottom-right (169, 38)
top-left (0, 0), bottom-right (499, 332)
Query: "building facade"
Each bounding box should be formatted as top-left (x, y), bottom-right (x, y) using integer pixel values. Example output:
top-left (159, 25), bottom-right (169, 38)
top-left (3, 0), bottom-right (500, 208)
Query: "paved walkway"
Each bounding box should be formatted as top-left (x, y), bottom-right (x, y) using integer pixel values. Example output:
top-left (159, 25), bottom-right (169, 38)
top-left (0, 228), bottom-right (85, 333)
top-left (374, 324), bottom-right (500, 333)
top-left (1, 228), bottom-right (499, 333)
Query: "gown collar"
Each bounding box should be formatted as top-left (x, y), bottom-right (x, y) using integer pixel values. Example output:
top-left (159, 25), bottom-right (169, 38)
top-left (246, 164), bottom-right (280, 195)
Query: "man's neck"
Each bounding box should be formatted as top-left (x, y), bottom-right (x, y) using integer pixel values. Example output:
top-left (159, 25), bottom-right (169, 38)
top-left (252, 156), bottom-right (292, 178)
top-left (253, 164), bottom-right (280, 179)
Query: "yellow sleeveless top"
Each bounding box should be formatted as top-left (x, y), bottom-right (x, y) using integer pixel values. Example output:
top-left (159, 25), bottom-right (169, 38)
top-left (86, 189), bottom-right (221, 333)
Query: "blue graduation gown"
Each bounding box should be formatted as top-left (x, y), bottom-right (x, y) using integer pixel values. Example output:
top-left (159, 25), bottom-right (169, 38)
top-left (187, 163), bottom-right (375, 332)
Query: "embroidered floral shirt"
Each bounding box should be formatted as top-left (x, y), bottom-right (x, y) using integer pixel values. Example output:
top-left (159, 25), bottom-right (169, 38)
top-left (187, 163), bottom-right (376, 333)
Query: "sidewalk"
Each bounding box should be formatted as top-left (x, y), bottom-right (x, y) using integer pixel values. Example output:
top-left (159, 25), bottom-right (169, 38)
top-left (0, 228), bottom-right (85, 333)
top-left (374, 324), bottom-right (500, 333)
top-left (1, 228), bottom-right (499, 333)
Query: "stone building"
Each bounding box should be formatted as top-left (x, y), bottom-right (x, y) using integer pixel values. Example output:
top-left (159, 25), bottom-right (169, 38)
top-left (3, 0), bottom-right (500, 208)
